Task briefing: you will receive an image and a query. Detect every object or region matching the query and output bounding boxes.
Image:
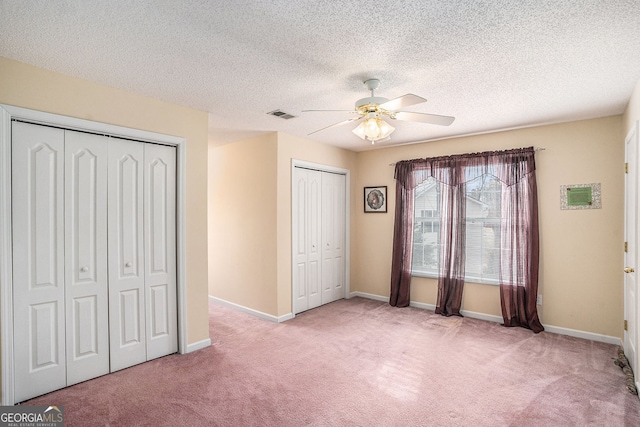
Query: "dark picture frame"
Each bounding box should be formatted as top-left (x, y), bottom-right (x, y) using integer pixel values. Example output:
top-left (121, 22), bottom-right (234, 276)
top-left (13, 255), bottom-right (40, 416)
top-left (364, 186), bottom-right (387, 213)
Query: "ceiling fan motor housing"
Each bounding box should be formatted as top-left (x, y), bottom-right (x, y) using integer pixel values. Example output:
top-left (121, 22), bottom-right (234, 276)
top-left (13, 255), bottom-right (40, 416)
top-left (355, 96), bottom-right (389, 111)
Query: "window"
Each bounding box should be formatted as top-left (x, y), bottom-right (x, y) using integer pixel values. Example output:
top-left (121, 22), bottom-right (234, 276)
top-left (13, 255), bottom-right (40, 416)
top-left (411, 174), bottom-right (502, 284)
top-left (412, 177), bottom-right (440, 276)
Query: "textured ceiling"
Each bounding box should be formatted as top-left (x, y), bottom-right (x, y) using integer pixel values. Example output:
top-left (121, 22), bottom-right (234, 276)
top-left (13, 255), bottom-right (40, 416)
top-left (1, 1), bottom-right (640, 152)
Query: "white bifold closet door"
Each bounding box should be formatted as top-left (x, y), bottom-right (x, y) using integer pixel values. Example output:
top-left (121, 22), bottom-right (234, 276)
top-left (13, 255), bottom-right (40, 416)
top-left (108, 140), bottom-right (177, 371)
top-left (64, 131), bottom-right (110, 386)
top-left (12, 122), bottom-right (177, 403)
top-left (13, 122), bottom-right (68, 402)
top-left (321, 172), bottom-right (346, 305)
top-left (12, 124), bottom-right (110, 401)
top-left (292, 167), bottom-right (346, 315)
top-left (293, 168), bottom-right (322, 313)
top-left (107, 139), bottom-right (146, 371)
top-left (143, 143), bottom-right (177, 361)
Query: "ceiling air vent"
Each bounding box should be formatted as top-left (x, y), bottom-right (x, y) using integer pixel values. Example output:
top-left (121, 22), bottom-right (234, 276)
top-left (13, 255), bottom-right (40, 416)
top-left (267, 109), bottom-right (296, 120)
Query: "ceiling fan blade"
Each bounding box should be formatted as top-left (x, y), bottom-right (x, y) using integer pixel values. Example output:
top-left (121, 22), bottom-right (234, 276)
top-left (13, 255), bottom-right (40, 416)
top-left (307, 116), bottom-right (363, 136)
top-left (378, 94), bottom-right (427, 112)
top-left (393, 111), bottom-right (455, 126)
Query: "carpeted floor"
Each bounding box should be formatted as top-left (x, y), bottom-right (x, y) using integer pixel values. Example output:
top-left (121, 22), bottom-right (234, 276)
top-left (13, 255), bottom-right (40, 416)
top-left (25, 297), bottom-right (640, 426)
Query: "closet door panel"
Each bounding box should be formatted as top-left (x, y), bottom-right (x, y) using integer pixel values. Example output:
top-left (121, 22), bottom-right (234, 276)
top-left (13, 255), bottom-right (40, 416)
top-left (292, 168), bottom-right (309, 314)
top-left (307, 170), bottom-right (322, 310)
top-left (144, 144), bottom-right (177, 359)
top-left (321, 173), bottom-right (334, 304)
top-left (332, 173), bottom-right (346, 301)
top-left (108, 139), bottom-right (146, 372)
top-left (292, 167), bottom-right (322, 314)
top-left (321, 173), bottom-right (346, 304)
top-left (64, 131), bottom-right (109, 385)
top-left (12, 122), bottom-right (66, 402)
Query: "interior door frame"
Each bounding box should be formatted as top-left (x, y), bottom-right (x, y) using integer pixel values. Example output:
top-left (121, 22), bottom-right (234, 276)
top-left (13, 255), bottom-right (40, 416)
top-left (291, 159), bottom-right (350, 316)
top-left (0, 104), bottom-right (188, 405)
top-left (625, 119), bottom-right (640, 394)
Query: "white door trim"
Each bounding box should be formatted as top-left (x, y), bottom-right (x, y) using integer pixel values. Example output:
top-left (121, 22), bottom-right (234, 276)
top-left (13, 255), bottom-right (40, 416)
top-left (291, 159), bottom-right (350, 317)
top-left (0, 104), bottom-right (188, 405)
top-left (625, 119), bottom-right (640, 394)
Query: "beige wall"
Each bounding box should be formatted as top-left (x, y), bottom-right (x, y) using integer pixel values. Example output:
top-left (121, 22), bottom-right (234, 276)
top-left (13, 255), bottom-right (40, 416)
top-left (208, 133), bottom-right (279, 314)
top-left (0, 57), bottom-right (210, 345)
top-left (208, 131), bottom-right (357, 317)
top-left (205, 80), bottom-right (640, 342)
top-left (210, 116), bottom-right (625, 338)
top-left (354, 116), bottom-right (624, 338)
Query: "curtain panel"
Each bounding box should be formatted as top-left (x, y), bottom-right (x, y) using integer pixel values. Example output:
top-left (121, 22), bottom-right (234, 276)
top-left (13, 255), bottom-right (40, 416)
top-left (389, 147), bottom-right (543, 332)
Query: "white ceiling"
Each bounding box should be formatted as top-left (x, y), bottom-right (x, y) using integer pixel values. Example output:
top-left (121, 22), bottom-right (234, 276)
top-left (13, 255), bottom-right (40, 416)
top-left (1, 1), bottom-right (640, 152)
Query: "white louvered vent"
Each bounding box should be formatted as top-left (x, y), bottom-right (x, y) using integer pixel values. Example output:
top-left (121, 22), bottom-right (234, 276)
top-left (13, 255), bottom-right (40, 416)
top-left (267, 110), bottom-right (296, 120)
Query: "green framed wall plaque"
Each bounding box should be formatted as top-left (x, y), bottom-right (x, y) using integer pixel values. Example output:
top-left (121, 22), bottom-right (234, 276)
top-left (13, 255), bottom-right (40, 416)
top-left (560, 183), bottom-right (601, 210)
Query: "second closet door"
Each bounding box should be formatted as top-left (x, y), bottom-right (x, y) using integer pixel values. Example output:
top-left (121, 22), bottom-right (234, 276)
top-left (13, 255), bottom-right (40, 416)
top-left (292, 167), bottom-right (346, 315)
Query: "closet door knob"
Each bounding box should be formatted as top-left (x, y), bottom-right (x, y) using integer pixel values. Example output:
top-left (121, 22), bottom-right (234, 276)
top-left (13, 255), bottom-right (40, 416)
top-left (624, 267), bottom-right (635, 273)
top-left (125, 262), bottom-right (132, 267)
top-left (80, 266), bottom-right (88, 272)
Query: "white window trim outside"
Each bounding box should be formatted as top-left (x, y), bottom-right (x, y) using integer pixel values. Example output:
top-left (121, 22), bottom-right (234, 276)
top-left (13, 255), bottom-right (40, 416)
top-left (411, 269), bottom-right (501, 286)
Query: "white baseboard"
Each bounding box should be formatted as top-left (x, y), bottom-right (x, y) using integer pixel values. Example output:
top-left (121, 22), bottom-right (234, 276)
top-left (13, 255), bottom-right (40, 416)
top-left (351, 292), bottom-right (622, 346)
top-left (278, 313), bottom-right (295, 322)
top-left (461, 309), bottom-right (504, 324)
top-left (349, 291), bottom-right (390, 302)
top-left (409, 300), bottom-right (436, 311)
top-left (209, 295), bottom-right (293, 323)
top-left (186, 338), bottom-right (211, 353)
top-left (410, 300), bottom-right (504, 323)
top-left (541, 324), bottom-right (622, 346)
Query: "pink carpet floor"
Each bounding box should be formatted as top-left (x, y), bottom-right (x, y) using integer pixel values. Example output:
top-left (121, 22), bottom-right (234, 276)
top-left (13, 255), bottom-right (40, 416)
top-left (24, 297), bottom-right (640, 426)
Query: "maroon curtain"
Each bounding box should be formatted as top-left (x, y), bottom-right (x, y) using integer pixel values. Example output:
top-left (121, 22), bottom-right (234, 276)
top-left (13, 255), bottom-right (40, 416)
top-left (435, 179), bottom-right (466, 316)
top-left (499, 151), bottom-right (543, 332)
top-left (389, 162), bottom-right (415, 307)
top-left (389, 147), bottom-right (543, 332)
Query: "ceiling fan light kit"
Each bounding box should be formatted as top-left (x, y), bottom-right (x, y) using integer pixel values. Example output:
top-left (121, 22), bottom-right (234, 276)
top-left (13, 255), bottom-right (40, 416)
top-left (304, 78), bottom-right (455, 145)
top-left (352, 114), bottom-right (395, 143)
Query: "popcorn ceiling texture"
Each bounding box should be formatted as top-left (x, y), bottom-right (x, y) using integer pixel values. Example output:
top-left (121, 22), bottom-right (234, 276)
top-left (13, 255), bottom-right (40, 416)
top-left (1, 1), bottom-right (639, 151)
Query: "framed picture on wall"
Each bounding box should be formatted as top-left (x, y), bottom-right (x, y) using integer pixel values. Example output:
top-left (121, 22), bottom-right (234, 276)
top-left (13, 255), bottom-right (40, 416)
top-left (364, 186), bottom-right (387, 213)
top-left (560, 183), bottom-right (601, 210)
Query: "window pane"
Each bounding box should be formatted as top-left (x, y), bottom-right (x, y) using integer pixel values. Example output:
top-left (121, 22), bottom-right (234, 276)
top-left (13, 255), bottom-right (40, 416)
top-left (464, 174), bottom-right (502, 283)
top-left (412, 177), bottom-right (440, 275)
top-left (410, 173), bottom-right (502, 284)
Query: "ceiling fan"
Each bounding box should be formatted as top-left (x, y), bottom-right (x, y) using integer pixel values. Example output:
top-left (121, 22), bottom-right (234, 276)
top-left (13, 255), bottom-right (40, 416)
top-left (303, 79), bottom-right (455, 144)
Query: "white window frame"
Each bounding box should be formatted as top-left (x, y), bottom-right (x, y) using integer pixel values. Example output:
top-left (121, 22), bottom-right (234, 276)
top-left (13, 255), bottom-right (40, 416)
top-left (410, 175), bottom-right (502, 286)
